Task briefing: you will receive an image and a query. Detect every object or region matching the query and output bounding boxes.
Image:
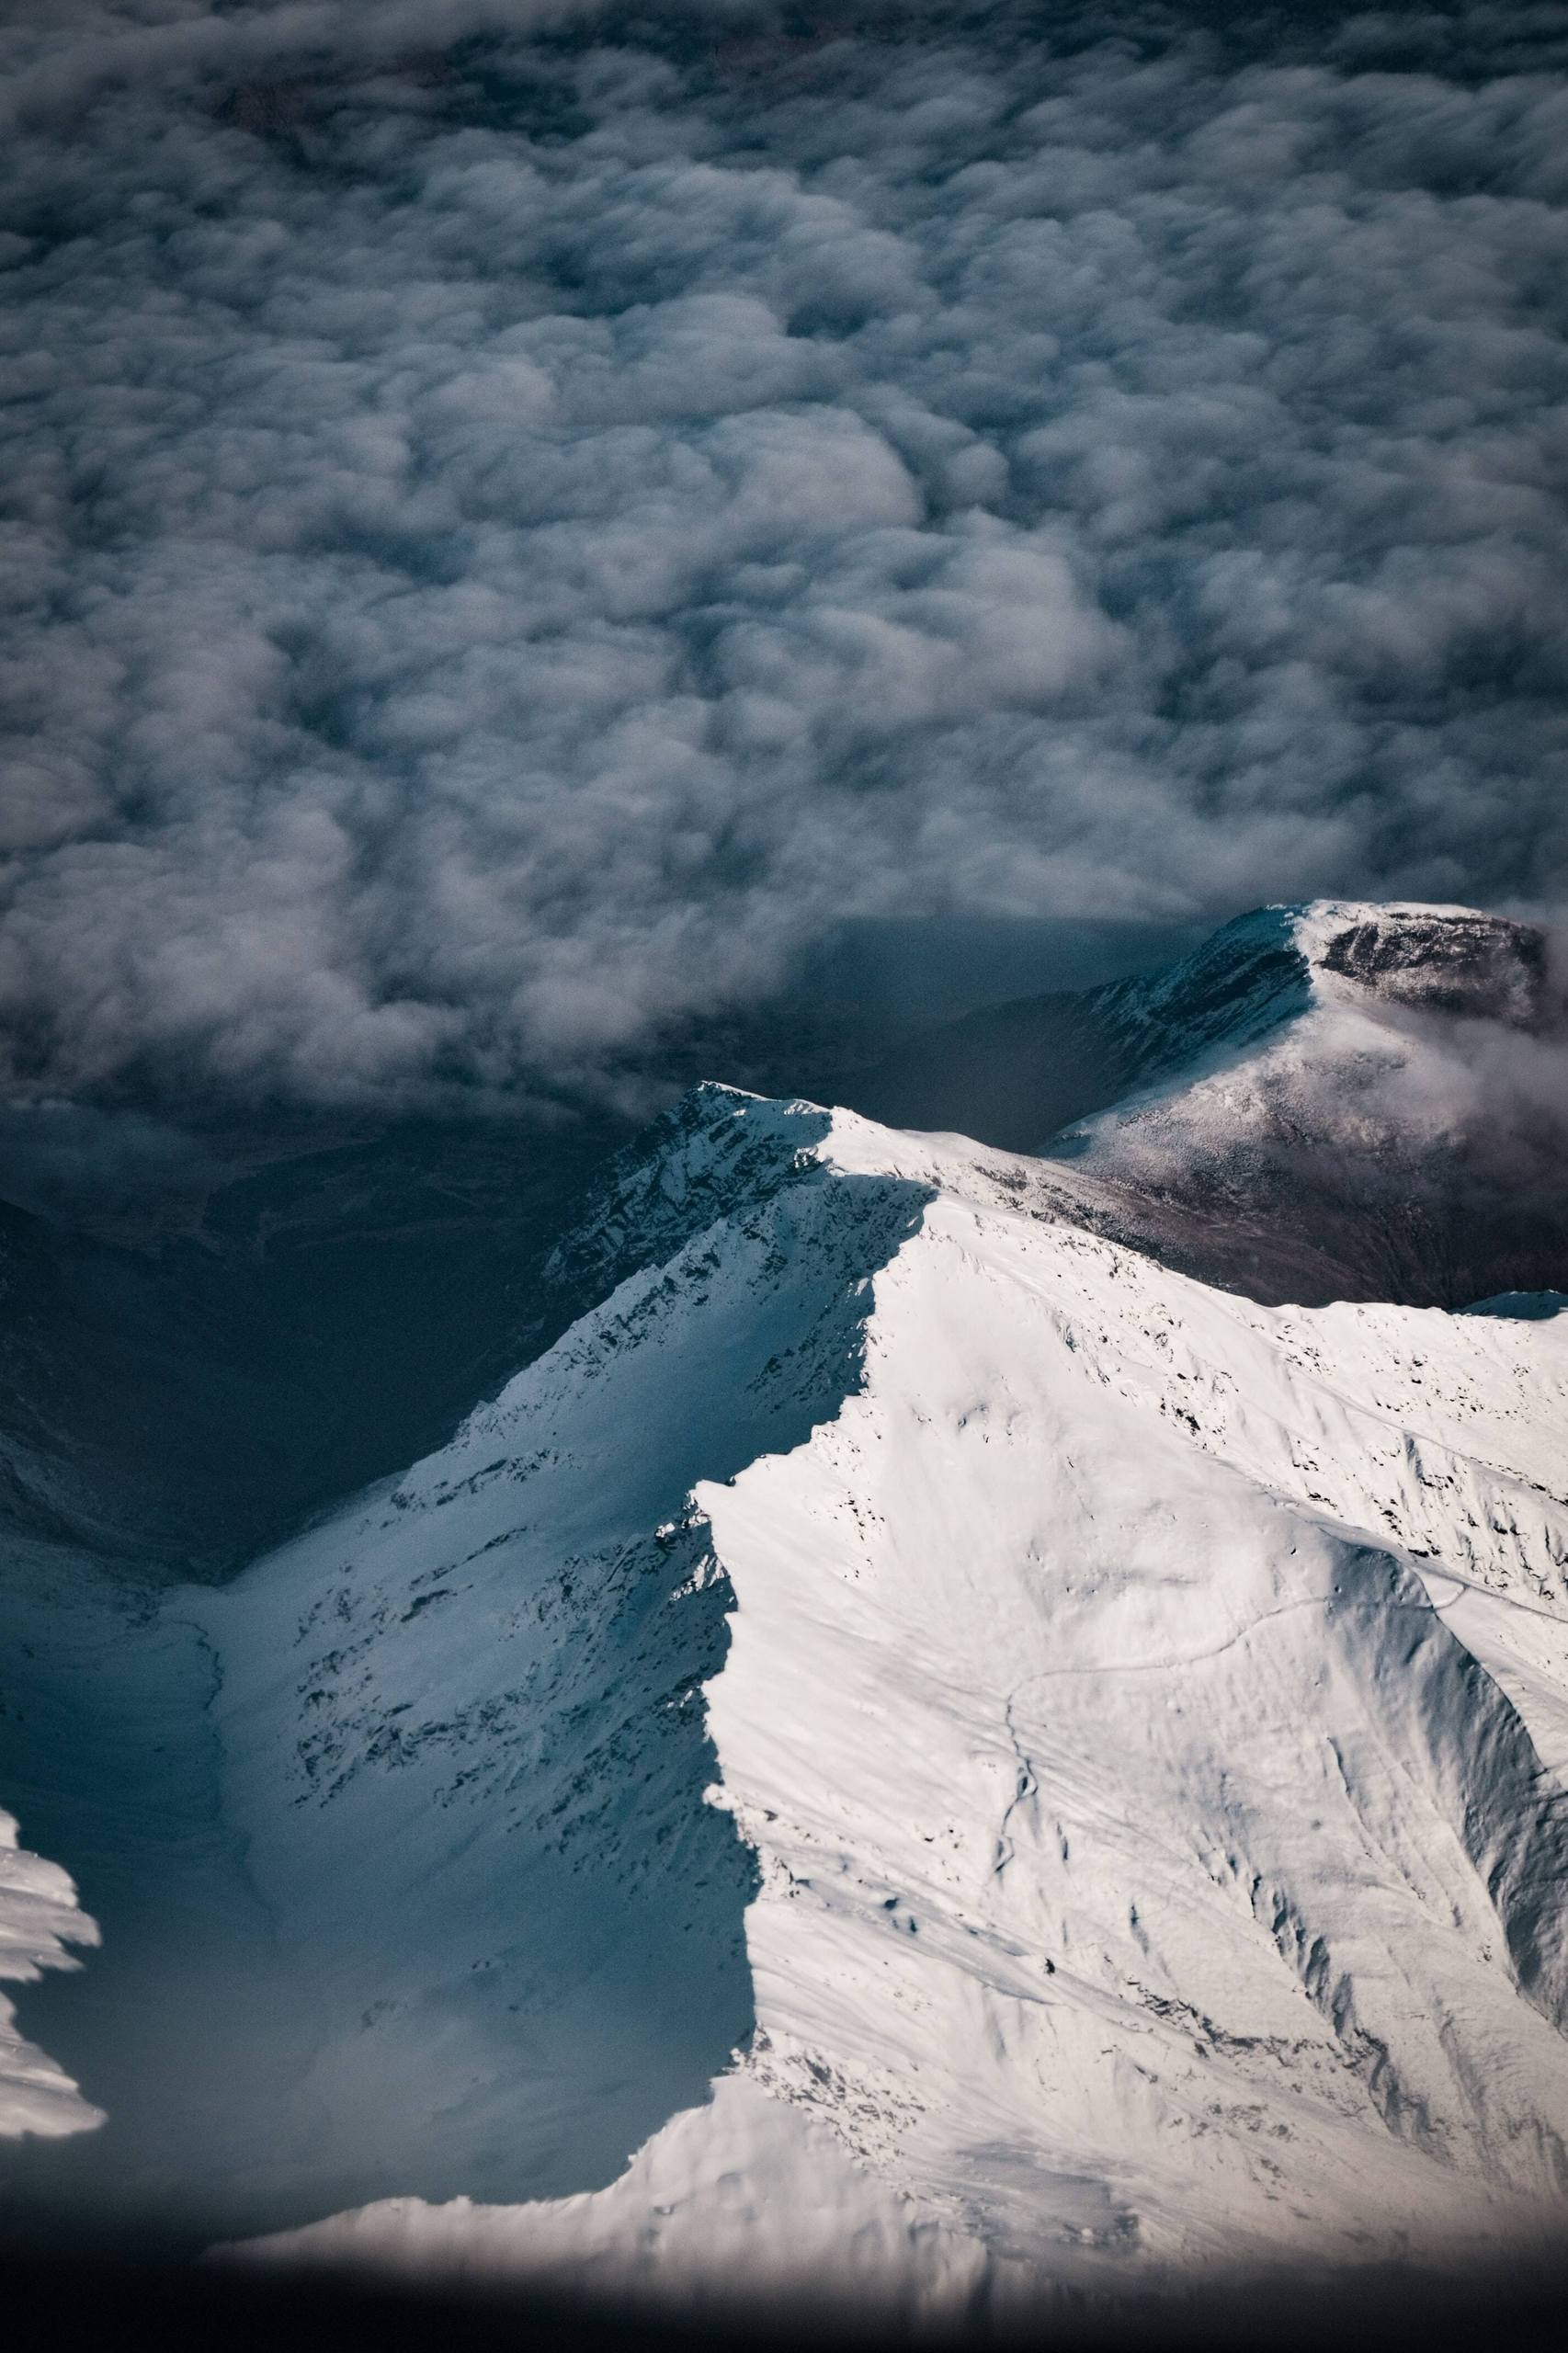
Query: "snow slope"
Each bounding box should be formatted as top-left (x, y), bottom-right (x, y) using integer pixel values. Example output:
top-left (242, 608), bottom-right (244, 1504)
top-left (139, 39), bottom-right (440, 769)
top-left (1040, 901), bottom-right (1566, 1305)
top-left (224, 1085), bottom-right (1568, 2310)
top-left (177, 1098), bottom-right (925, 2227)
top-left (1051, 899), bottom-right (1545, 1164)
top-left (845, 896), bottom-right (1551, 1166)
top-left (0, 1804), bottom-right (100, 2141)
top-left (1048, 899), bottom-right (1551, 1148)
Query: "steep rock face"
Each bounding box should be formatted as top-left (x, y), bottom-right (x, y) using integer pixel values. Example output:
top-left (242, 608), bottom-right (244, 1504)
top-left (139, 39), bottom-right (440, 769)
top-left (236, 1094), bottom-right (1568, 2310)
top-left (1315, 908), bottom-right (1550, 1024)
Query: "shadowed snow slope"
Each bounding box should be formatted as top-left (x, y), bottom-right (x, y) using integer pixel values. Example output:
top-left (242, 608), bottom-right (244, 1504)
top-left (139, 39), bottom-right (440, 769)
top-left (0, 1806), bottom-right (99, 2142)
top-left (231, 1086), bottom-right (1568, 2313)
top-left (0, 1094), bottom-right (918, 2242)
top-left (151, 1096), bottom-right (927, 2231)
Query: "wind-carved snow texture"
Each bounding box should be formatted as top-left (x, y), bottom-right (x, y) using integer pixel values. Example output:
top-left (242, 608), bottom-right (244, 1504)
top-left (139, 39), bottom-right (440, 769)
top-left (236, 1082), bottom-right (1568, 2313)
top-left (0, 1806), bottom-right (99, 2141)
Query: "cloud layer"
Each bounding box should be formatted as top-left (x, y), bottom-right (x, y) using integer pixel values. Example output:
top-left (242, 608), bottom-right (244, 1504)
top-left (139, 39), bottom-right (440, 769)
top-left (2, 1), bottom-right (1566, 1103)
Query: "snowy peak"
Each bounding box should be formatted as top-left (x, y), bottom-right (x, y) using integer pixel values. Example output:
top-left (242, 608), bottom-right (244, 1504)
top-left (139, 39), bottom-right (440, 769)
top-left (545, 1084), bottom-right (835, 1305)
top-left (835, 899), bottom-right (1562, 1225)
top-left (1040, 902), bottom-right (1568, 1309)
top-left (1132, 896), bottom-right (1554, 1037)
top-left (167, 1086), bottom-right (934, 2232)
top-left (1067, 898), bottom-right (1555, 1125)
top-left (9, 905), bottom-right (1563, 2287)
top-left (1298, 901), bottom-right (1553, 1029)
top-left (232, 1082), bottom-right (1568, 2312)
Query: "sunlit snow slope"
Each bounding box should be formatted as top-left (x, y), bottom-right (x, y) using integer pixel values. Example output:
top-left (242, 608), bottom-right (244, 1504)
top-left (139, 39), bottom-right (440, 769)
top-left (0, 1806), bottom-right (99, 2141)
top-left (233, 1083), bottom-right (1568, 2312)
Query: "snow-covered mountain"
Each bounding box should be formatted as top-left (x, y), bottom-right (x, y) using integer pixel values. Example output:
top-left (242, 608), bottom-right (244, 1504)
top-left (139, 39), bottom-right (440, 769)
top-left (1047, 899), bottom-right (1552, 1130)
top-left (201, 1064), bottom-right (1568, 2313)
top-left (1038, 900), bottom-right (1566, 1308)
top-left (4, 900), bottom-right (1566, 2312)
top-left (848, 899), bottom-right (1565, 1310)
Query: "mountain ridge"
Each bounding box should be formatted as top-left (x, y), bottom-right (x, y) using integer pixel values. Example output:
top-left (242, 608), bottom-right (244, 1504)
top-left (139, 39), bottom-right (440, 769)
top-left (208, 1083), bottom-right (1568, 2308)
top-left (1042, 901), bottom-right (1566, 1308)
top-left (843, 900), bottom-right (1560, 1236)
top-left (3, 903), bottom-right (1566, 2301)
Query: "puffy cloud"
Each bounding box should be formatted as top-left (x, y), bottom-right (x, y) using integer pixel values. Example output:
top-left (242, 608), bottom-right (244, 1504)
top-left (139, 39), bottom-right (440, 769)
top-left (0, 1), bottom-right (1565, 1103)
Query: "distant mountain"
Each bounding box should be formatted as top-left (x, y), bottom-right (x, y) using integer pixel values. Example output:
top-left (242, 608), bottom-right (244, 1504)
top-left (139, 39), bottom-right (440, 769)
top-left (847, 899), bottom-right (1552, 1144)
top-left (846, 902), bottom-right (1567, 1308)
